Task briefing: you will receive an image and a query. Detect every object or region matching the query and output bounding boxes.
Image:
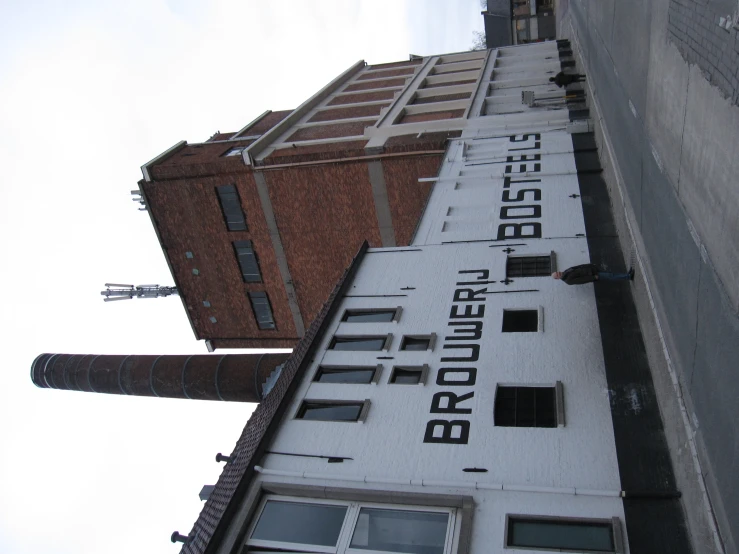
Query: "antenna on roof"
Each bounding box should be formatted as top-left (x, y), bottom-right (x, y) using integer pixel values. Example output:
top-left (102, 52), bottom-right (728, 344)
top-left (101, 284), bottom-right (178, 302)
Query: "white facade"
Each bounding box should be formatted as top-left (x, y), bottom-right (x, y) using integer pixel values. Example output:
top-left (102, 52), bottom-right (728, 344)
top-left (219, 42), bottom-right (631, 554)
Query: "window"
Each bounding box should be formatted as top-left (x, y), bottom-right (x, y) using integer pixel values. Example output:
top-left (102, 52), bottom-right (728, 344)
top-left (249, 291), bottom-right (276, 330)
top-left (314, 366), bottom-right (381, 384)
top-left (330, 336), bottom-right (391, 351)
top-left (234, 240), bottom-right (262, 282)
top-left (223, 146), bottom-right (246, 157)
top-left (505, 515), bottom-right (622, 553)
top-left (400, 334), bottom-right (436, 351)
top-left (494, 383), bottom-right (564, 427)
top-left (502, 309), bottom-right (539, 332)
top-left (389, 365), bottom-right (429, 385)
top-left (506, 254), bottom-right (552, 277)
top-left (216, 184), bottom-right (247, 231)
top-left (296, 400), bottom-right (370, 422)
top-left (342, 308), bottom-right (401, 323)
top-left (246, 496), bottom-right (457, 554)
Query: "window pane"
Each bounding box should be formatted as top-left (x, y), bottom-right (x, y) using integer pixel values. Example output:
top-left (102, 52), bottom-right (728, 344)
top-left (508, 518), bottom-right (614, 552)
top-left (331, 337), bottom-right (386, 351)
top-left (299, 402), bottom-right (363, 421)
top-left (251, 500), bottom-right (347, 547)
top-left (391, 368), bottom-right (422, 385)
top-left (502, 310), bottom-right (538, 332)
top-left (234, 241), bottom-right (262, 282)
top-left (216, 185), bottom-right (247, 231)
top-left (401, 337), bottom-right (430, 351)
top-left (495, 386), bottom-right (556, 428)
top-left (316, 367), bottom-right (376, 384)
top-left (506, 256), bottom-right (551, 277)
top-left (343, 310), bottom-right (396, 323)
top-left (249, 292), bottom-right (275, 330)
top-left (350, 508), bottom-right (449, 554)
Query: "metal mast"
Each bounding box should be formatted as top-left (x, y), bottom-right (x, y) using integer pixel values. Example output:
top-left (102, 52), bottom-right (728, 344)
top-left (100, 283), bottom-right (178, 302)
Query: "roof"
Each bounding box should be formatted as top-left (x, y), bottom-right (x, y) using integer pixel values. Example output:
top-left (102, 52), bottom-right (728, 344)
top-left (483, 0), bottom-right (513, 48)
top-left (179, 241), bottom-right (370, 554)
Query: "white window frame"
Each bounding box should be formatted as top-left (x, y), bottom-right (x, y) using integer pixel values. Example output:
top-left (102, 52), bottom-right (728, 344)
top-left (341, 307), bottom-right (402, 323)
top-left (399, 333), bottom-right (437, 352)
top-left (245, 494), bottom-right (458, 554)
top-left (389, 364), bottom-right (430, 386)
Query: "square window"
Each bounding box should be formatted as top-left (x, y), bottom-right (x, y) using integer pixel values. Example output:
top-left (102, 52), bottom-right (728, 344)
top-left (506, 254), bottom-right (552, 277)
top-left (389, 365), bottom-right (429, 385)
top-left (251, 500), bottom-right (347, 547)
top-left (314, 366), bottom-right (380, 384)
top-left (494, 383), bottom-right (564, 428)
top-left (502, 309), bottom-right (539, 332)
top-left (506, 515), bottom-right (620, 553)
top-left (330, 336), bottom-right (390, 351)
top-left (296, 400), bottom-right (370, 422)
top-left (342, 308), bottom-right (400, 323)
top-left (400, 334), bottom-right (436, 351)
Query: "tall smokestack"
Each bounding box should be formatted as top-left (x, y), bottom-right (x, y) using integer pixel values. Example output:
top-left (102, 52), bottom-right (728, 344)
top-left (31, 352), bottom-right (290, 403)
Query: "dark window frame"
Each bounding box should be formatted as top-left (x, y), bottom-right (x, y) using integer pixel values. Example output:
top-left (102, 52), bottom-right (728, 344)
top-left (295, 399), bottom-right (371, 422)
top-left (494, 382), bottom-right (564, 428)
top-left (329, 335), bottom-right (393, 352)
top-left (313, 365), bottom-right (383, 384)
top-left (389, 364), bottom-right (430, 385)
top-left (248, 291), bottom-right (276, 330)
top-left (504, 514), bottom-right (623, 553)
top-left (502, 309), bottom-right (541, 333)
top-left (400, 333), bottom-right (437, 352)
top-left (234, 240), bottom-right (262, 283)
top-left (216, 184), bottom-right (247, 231)
top-left (505, 252), bottom-right (556, 278)
top-left (341, 307), bottom-right (402, 323)
top-left (222, 145), bottom-right (246, 157)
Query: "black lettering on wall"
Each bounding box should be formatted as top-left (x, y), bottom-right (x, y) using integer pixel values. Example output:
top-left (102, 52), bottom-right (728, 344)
top-left (453, 288), bottom-right (487, 302)
top-left (441, 344), bottom-right (480, 362)
top-left (502, 189), bottom-right (541, 202)
top-left (496, 222), bottom-right (542, 240)
top-left (449, 304), bottom-right (486, 319)
top-left (503, 176), bottom-right (541, 189)
top-left (458, 269), bottom-right (489, 279)
top-left (499, 205), bottom-right (542, 219)
top-left (430, 391), bottom-right (474, 414)
top-left (437, 368), bottom-right (477, 387)
top-left (423, 420), bottom-right (470, 444)
top-left (447, 321), bottom-right (483, 341)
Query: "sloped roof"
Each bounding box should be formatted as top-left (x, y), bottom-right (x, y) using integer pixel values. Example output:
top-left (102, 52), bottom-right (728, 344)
top-left (179, 241), bottom-right (369, 554)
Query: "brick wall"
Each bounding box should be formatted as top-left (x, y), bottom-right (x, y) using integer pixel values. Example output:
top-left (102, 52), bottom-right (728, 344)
top-left (141, 170), bottom-right (299, 344)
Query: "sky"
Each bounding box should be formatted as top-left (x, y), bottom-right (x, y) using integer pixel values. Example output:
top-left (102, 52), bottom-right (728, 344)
top-left (0, 1), bottom-right (484, 553)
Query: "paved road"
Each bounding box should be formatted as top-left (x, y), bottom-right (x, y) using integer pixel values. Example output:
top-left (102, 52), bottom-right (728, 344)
top-left (559, 1), bottom-right (739, 553)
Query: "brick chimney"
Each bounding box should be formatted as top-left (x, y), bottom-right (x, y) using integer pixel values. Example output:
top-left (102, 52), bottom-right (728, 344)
top-left (31, 352), bottom-right (290, 403)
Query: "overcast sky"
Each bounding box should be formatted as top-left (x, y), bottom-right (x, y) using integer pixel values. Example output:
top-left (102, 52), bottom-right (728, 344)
top-left (0, 1), bottom-right (483, 552)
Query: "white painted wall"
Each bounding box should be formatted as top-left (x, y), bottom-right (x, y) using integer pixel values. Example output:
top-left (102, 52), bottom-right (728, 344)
top-left (230, 42), bottom-right (628, 554)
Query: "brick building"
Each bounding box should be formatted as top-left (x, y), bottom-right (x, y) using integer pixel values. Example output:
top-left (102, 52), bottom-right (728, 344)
top-left (139, 49), bottom-right (515, 351)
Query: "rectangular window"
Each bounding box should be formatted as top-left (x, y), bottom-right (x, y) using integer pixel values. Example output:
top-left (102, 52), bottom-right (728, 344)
top-left (502, 309), bottom-right (539, 332)
top-left (234, 240), bottom-right (262, 282)
top-left (494, 384), bottom-right (564, 428)
top-left (505, 515), bottom-right (621, 553)
top-left (400, 334), bottom-right (436, 351)
top-left (329, 335), bottom-right (391, 351)
top-left (247, 496), bottom-right (456, 554)
top-left (314, 366), bottom-right (381, 384)
top-left (248, 291), bottom-right (275, 330)
top-left (223, 146), bottom-right (246, 157)
top-left (389, 365), bottom-right (429, 385)
top-left (296, 400), bottom-right (370, 422)
top-left (216, 184), bottom-right (247, 231)
top-left (342, 308), bottom-right (400, 323)
top-left (506, 255), bottom-right (552, 277)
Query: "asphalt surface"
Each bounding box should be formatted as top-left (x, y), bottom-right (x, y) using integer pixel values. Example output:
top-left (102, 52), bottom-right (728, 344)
top-left (559, 1), bottom-right (739, 553)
